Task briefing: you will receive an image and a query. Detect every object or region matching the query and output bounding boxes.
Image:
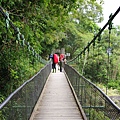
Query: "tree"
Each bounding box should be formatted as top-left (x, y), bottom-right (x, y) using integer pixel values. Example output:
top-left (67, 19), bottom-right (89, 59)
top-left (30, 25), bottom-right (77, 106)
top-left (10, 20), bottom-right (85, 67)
top-left (58, 0), bottom-right (103, 58)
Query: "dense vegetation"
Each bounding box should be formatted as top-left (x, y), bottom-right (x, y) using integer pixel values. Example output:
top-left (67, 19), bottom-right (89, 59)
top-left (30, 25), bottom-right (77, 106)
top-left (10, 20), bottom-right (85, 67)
top-left (84, 26), bottom-right (120, 95)
top-left (0, 0), bottom-right (120, 104)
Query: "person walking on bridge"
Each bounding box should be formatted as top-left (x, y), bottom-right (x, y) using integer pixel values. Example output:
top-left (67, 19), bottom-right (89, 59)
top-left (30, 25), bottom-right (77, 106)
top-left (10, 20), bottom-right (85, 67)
top-left (59, 54), bottom-right (65, 72)
top-left (49, 53), bottom-right (59, 73)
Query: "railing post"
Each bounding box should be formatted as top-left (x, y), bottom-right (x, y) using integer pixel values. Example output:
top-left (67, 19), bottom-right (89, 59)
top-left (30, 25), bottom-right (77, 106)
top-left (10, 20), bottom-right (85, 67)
top-left (25, 84), bottom-right (28, 120)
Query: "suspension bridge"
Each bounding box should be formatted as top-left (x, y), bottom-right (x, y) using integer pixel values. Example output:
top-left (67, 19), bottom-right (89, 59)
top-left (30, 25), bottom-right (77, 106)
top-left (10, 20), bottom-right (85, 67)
top-left (0, 6), bottom-right (120, 120)
top-left (30, 68), bottom-right (86, 120)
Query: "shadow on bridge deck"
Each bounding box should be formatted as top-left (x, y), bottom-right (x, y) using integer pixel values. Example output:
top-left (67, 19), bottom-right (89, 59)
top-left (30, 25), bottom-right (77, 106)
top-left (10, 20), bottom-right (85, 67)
top-left (30, 68), bottom-right (86, 120)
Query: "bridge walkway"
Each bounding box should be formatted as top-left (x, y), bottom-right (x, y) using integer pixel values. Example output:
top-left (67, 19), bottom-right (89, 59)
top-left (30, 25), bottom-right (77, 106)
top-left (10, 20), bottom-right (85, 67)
top-left (30, 67), bottom-right (86, 120)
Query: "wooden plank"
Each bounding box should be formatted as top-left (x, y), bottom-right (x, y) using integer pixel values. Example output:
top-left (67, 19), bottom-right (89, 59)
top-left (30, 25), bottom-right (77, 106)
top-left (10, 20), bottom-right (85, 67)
top-left (30, 70), bottom-right (84, 120)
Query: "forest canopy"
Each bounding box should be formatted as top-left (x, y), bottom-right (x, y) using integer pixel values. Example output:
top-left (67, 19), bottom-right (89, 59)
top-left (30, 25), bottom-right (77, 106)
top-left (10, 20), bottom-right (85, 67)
top-left (0, 0), bottom-right (104, 57)
top-left (2, 0), bottom-right (120, 103)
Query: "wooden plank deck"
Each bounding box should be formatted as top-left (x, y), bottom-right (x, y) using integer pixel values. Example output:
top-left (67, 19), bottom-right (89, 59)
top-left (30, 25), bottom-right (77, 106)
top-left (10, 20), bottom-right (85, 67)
top-left (30, 69), bottom-right (86, 120)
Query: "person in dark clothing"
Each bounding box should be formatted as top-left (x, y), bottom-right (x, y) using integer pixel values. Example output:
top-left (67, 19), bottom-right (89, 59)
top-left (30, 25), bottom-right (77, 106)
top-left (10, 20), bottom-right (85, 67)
top-left (52, 62), bottom-right (56, 73)
top-left (48, 54), bottom-right (55, 72)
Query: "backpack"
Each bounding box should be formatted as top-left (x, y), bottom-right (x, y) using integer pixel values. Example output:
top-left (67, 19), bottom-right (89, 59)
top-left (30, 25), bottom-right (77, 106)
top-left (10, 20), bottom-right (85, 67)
top-left (53, 54), bottom-right (59, 64)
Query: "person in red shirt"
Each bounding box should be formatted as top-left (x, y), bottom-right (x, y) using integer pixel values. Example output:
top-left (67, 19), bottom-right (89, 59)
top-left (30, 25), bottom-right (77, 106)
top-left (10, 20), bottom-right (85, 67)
top-left (52, 53), bottom-right (59, 73)
top-left (59, 54), bottom-right (65, 72)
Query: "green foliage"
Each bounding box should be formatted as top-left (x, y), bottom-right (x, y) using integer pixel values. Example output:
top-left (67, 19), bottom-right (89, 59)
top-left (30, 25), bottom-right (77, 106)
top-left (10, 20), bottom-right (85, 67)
top-left (0, 94), bottom-right (5, 103)
top-left (89, 109), bottom-right (109, 120)
top-left (0, 0), bottom-right (104, 101)
top-left (107, 80), bottom-right (120, 89)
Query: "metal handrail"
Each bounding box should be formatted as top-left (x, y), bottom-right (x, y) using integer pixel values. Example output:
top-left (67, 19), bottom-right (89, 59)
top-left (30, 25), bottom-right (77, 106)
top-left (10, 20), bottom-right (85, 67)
top-left (0, 62), bottom-right (52, 120)
top-left (64, 64), bottom-right (120, 120)
top-left (68, 6), bottom-right (120, 64)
